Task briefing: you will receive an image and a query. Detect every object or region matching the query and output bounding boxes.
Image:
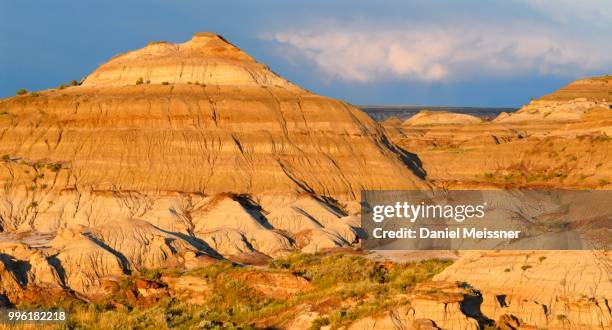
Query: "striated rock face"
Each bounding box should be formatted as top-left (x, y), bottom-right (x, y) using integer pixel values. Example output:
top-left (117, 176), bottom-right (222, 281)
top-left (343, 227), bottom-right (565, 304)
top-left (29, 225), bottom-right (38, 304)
top-left (0, 34), bottom-right (424, 199)
top-left (378, 76), bottom-right (612, 330)
top-left (403, 111), bottom-right (483, 126)
top-left (82, 32), bottom-right (298, 89)
top-left (496, 76), bottom-right (612, 123)
top-left (386, 77), bottom-right (612, 189)
top-left (347, 282), bottom-right (480, 330)
top-left (434, 251), bottom-right (612, 329)
top-left (0, 33), bottom-right (426, 299)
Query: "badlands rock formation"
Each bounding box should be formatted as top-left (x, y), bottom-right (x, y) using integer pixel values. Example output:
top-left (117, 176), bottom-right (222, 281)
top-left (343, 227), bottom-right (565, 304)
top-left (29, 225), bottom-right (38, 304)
top-left (387, 76), bottom-right (612, 188)
top-left (379, 77), bottom-right (612, 329)
top-left (435, 251), bottom-right (612, 329)
top-left (0, 33), bottom-right (426, 300)
top-left (403, 111), bottom-right (483, 126)
top-left (0, 32), bottom-right (610, 329)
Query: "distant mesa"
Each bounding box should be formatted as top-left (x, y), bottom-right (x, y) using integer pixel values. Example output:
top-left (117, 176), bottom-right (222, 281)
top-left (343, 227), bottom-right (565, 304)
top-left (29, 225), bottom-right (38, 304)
top-left (496, 75), bottom-right (612, 123)
top-left (403, 110), bottom-right (483, 126)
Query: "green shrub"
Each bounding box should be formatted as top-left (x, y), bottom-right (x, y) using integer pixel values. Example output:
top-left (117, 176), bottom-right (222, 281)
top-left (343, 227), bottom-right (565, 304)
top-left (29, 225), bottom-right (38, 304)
top-left (310, 316), bottom-right (330, 330)
top-left (369, 265), bottom-right (389, 284)
top-left (47, 163), bottom-right (62, 172)
top-left (58, 84), bottom-right (67, 90)
top-left (16, 88), bottom-right (28, 95)
top-left (140, 268), bottom-right (163, 281)
top-left (593, 134), bottom-right (611, 143)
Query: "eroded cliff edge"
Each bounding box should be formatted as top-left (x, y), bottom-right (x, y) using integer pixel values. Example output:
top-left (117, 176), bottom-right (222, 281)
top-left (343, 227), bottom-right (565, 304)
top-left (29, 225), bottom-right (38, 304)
top-left (0, 33), bottom-right (427, 299)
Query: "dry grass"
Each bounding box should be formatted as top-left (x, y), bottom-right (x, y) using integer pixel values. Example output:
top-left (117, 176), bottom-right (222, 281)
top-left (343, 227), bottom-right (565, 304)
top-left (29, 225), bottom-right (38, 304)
top-left (12, 253), bottom-right (451, 329)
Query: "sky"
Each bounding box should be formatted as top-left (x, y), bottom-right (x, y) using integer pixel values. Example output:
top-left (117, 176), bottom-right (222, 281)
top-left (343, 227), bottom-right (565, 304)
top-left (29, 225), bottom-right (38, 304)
top-left (1, 0), bottom-right (611, 107)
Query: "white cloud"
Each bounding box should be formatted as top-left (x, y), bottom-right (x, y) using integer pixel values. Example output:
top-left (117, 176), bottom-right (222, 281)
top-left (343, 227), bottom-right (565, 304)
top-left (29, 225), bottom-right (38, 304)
top-left (261, 18), bottom-right (612, 83)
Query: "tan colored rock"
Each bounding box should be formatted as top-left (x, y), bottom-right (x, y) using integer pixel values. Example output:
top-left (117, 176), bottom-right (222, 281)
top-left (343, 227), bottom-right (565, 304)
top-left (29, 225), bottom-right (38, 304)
top-left (347, 282), bottom-right (480, 330)
top-left (162, 275), bottom-right (211, 305)
top-left (496, 76), bottom-right (612, 123)
top-left (403, 111), bottom-right (483, 126)
top-left (389, 107), bottom-right (612, 189)
top-left (434, 251), bottom-right (612, 329)
top-left (82, 32), bottom-right (298, 89)
top-left (235, 270), bottom-right (312, 299)
top-left (49, 227), bottom-right (126, 295)
top-left (0, 34), bottom-right (425, 201)
top-left (0, 32), bottom-right (427, 296)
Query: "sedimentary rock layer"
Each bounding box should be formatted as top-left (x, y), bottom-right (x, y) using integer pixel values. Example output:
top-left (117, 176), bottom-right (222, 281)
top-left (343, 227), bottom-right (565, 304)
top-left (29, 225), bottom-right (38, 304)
top-left (0, 33), bottom-right (425, 299)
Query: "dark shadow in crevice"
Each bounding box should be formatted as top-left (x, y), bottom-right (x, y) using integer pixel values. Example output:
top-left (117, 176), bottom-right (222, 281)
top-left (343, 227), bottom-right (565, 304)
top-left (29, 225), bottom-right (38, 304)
top-left (458, 282), bottom-right (495, 329)
top-left (496, 294), bottom-right (509, 308)
top-left (47, 255), bottom-right (68, 289)
top-left (380, 135), bottom-right (428, 180)
top-left (0, 253), bottom-right (31, 286)
top-left (232, 194), bottom-right (274, 230)
top-left (154, 226), bottom-right (224, 260)
top-left (81, 234), bottom-right (132, 275)
top-left (0, 294), bottom-right (14, 308)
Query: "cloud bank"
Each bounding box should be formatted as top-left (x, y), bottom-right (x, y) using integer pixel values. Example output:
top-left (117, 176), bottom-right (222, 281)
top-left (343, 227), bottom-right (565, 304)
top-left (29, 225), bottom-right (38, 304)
top-left (261, 2), bottom-right (612, 83)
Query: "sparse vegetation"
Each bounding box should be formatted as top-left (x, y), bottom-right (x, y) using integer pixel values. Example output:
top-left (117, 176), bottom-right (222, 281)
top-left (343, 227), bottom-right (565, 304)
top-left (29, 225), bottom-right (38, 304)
top-left (599, 179), bottom-right (610, 187)
top-left (15, 253), bottom-right (452, 329)
top-left (521, 265), bottom-right (532, 271)
top-left (310, 316), bottom-right (330, 330)
top-left (140, 268), bottom-right (163, 281)
top-left (593, 134), bottom-right (611, 143)
top-left (58, 83), bottom-right (68, 90)
top-left (71, 80), bottom-right (79, 86)
top-left (136, 77), bottom-right (144, 85)
top-left (161, 81), bottom-right (170, 85)
top-left (47, 162), bottom-right (63, 172)
top-left (16, 88), bottom-right (28, 95)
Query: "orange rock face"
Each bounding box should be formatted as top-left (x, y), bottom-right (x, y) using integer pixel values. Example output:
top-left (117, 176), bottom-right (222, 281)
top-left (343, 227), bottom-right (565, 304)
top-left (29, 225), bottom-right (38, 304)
top-left (0, 33), bottom-right (424, 200)
top-left (0, 33), bottom-right (425, 300)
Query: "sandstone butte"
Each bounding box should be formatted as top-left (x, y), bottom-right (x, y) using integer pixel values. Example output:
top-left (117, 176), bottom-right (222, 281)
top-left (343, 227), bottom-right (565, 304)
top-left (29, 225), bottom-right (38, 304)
top-left (0, 33), bottom-right (611, 329)
top-left (0, 32), bottom-right (426, 296)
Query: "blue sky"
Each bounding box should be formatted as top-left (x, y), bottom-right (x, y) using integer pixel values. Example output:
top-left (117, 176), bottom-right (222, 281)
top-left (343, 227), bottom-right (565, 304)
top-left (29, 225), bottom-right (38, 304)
top-left (1, 1), bottom-right (611, 106)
